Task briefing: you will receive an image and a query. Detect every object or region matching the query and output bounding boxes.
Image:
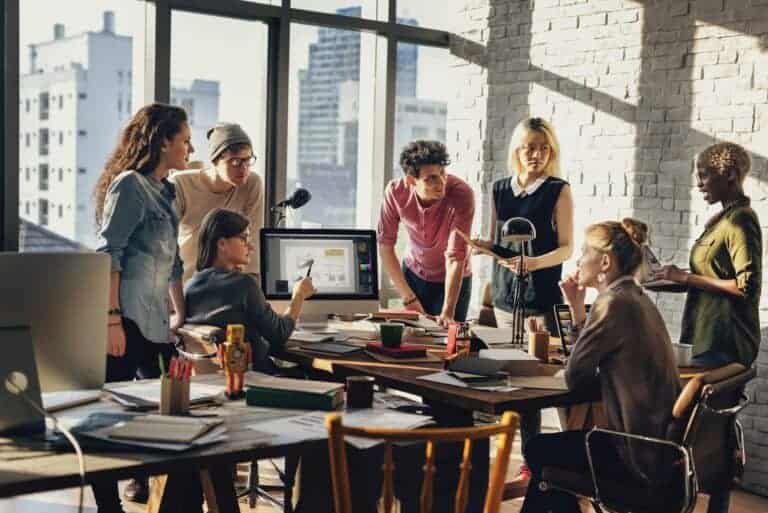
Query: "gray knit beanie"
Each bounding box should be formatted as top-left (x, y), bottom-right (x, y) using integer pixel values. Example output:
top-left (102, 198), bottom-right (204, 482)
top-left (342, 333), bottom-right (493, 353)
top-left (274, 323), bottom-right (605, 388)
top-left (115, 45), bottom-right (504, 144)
top-left (207, 123), bottom-right (252, 163)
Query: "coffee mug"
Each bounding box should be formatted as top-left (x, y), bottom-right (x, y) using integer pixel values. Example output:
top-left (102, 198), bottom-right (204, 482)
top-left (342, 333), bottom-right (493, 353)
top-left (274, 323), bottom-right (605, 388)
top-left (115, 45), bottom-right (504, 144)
top-left (379, 323), bottom-right (404, 348)
top-left (346, 375), bottom-right (375, 408)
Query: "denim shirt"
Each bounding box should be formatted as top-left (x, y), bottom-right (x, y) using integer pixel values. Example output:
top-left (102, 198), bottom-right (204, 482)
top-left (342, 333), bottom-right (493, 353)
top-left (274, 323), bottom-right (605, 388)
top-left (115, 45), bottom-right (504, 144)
top-left (97, 171), bottom-right (184, 343)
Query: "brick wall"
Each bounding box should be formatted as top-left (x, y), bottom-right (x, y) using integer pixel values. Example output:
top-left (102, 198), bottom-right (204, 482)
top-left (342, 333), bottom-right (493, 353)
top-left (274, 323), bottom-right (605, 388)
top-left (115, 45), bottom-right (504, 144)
top-left (449, 0), bottom-right (768, 494)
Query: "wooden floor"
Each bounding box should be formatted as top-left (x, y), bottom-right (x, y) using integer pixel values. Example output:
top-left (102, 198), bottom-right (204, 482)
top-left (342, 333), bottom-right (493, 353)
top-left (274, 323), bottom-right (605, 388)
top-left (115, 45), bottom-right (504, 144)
top-left (2, 432), bottom-right (767, 513)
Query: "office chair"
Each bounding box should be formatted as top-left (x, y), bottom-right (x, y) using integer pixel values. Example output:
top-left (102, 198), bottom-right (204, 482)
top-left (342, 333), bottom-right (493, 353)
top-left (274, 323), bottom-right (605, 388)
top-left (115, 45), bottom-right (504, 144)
top-left (539, 363), bottom-right (754, 513)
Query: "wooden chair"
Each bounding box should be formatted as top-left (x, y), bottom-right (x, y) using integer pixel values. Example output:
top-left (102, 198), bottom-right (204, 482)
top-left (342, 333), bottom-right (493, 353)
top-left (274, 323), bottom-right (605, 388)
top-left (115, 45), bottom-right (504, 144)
top-left (539, 363), bottom-right (755, 513)
top-left (325, 411), bottom-right (518, 513)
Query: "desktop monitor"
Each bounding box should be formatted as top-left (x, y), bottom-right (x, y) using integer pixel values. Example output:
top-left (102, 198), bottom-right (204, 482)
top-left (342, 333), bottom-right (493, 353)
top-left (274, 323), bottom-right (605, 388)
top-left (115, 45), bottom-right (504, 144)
top-left (0, 252), bottom-right (110, 393)
top-left (260, 229), bottom-right (379, 322)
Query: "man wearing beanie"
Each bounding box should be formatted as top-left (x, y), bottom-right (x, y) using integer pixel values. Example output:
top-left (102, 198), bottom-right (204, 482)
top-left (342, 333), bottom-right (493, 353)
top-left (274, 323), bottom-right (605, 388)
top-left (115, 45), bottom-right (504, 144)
top-left (170, 123), bottom-right (263, 282)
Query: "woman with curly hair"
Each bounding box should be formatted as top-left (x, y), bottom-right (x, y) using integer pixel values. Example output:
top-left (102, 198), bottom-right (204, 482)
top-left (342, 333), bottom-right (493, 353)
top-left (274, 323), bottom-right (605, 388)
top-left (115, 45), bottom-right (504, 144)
top-left (377, 140), bottom-right (475, 325)
top-left (92, 103), bottom-right (194, 512)
top-left (655, 142), bottom-right (762, 370)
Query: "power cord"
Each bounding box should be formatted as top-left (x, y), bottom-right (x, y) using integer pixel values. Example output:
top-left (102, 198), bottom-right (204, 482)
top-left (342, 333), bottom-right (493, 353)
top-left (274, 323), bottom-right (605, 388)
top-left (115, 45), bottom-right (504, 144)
top-left (5, 371), bottom-right (85, 513)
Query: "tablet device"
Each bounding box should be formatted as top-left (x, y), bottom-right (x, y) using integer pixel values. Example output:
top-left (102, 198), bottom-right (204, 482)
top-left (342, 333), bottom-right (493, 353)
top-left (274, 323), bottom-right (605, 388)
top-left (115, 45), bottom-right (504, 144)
top-left (553, 304), bottom-right (591, 357)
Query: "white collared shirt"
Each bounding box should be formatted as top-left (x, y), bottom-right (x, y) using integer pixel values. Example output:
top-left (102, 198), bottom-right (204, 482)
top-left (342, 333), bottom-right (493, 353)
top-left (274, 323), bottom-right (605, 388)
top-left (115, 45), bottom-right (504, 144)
top-left (510, 175), bottom-right (547, 197)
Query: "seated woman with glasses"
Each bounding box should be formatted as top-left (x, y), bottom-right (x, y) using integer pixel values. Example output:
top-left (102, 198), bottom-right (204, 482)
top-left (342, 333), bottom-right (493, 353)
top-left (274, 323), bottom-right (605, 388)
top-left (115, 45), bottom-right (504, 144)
top-left (170, 123), bottom-right (264, 283)
top-left (521, 218), bottom-right (680, 513)
top-left (184, 208), bottom-right (316, 372)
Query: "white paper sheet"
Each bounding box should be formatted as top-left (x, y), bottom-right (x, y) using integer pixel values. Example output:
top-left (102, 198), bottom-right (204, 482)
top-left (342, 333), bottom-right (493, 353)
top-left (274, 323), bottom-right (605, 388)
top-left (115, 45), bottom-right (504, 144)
top-left (248, 409), bottom-right (433, 448)
top-left (105, 382), bottom-right (224, 405)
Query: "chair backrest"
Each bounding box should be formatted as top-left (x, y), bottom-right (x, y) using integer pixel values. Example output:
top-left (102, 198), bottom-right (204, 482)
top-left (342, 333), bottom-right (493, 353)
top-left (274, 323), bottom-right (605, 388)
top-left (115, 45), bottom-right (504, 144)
top-left (176, 324), bottom-right (226, 375)
top-left (669, 363), bottom-right (754, 494)
top-left (325, 411), bottom-right (518, 513)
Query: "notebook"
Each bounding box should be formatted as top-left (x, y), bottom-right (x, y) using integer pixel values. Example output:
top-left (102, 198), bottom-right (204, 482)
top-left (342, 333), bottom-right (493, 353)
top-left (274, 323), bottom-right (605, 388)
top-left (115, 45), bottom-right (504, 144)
top-left (108, 415), bottom-right (223, 444)
top-left (298, 342), bottom-right (362, 355)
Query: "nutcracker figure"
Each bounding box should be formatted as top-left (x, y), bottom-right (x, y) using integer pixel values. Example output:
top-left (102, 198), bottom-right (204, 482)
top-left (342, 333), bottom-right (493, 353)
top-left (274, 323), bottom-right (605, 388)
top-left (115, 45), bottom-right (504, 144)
top-left (218, 324), bottom-right (251, 399)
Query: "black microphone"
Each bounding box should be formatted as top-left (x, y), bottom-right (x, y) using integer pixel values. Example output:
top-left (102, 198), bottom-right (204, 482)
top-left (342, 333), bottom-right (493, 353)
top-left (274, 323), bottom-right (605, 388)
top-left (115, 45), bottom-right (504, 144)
top-left (273, 188), bottom-right (312, 210)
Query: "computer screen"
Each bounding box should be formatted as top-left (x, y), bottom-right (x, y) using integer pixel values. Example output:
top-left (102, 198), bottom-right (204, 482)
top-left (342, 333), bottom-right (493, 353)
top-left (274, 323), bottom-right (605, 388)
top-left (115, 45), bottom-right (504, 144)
top-left (0, 252), bottom-right (110, 393)
top-left (260, 229), bottom-right (378, 300)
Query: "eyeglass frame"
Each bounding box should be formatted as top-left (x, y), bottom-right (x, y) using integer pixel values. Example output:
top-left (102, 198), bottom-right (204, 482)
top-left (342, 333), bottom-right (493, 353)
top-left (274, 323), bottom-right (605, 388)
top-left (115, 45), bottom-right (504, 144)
top-left (224, 155), bottom-right (258, 169)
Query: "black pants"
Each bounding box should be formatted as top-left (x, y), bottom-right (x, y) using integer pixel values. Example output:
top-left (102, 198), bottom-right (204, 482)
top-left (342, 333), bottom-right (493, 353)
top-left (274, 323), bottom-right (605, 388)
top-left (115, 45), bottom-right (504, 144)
top-left (403, 264), bottom-right (472, 322)
top-left (93, 318), bottom-right (177, 513)
top-left (521, 431), bottom-right (629, 513)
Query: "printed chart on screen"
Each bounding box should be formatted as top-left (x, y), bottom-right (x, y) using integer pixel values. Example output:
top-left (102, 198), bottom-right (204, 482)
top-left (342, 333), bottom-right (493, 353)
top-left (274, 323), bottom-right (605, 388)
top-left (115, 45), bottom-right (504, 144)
top-left (280, 239), bottom-right (356, 293)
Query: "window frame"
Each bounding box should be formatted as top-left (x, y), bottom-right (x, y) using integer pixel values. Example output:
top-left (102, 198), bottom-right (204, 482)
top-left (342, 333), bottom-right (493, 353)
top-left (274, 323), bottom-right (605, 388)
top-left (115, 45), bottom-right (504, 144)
top-left (1, 0), bottom-right (451, 250)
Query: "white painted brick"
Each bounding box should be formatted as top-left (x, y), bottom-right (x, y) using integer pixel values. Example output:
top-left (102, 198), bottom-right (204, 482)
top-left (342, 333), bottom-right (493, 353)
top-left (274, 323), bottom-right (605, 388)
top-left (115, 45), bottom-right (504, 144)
top-left (579, 13), bottom-right (607, 27)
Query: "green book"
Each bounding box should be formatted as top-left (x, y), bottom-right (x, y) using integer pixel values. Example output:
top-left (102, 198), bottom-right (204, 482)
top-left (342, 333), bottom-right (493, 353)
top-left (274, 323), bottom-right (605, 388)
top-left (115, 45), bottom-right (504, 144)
top-left (246, 385), bottom-right (343, 410)
top-left (244, 375), bottom-right (344, 411)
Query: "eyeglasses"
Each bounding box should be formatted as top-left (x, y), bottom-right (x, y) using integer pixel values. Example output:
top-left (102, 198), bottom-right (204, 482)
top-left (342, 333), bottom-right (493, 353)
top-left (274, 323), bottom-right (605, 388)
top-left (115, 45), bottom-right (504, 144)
top-left (225, 155), bottom-right (257, 169)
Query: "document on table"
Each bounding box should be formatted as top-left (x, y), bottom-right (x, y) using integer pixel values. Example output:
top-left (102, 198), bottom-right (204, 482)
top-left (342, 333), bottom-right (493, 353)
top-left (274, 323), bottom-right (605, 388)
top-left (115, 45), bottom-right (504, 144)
top-left (470, 326), bottom-right (514, 346)
top-left (105, 382), bottom-right (225, 405)
top-left (248, 408), bottom-right (433, 449)
top-left (418, 371), bottom-right (521, 392)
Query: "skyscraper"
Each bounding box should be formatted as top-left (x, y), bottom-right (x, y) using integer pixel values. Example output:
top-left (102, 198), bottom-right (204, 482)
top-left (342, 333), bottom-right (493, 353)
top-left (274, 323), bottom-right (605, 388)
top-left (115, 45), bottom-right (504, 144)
top-left (295, 7), bottom-right (446, 227)
top-left (19, 12), bottom-right (219, 248)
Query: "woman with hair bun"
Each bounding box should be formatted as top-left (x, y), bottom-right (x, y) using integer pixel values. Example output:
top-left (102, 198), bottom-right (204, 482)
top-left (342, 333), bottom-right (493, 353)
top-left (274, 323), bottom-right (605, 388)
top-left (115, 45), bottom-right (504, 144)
top-left (655, 142), bottom-right (761, 368)
top-left (520, 218), bottom-right (680, 513)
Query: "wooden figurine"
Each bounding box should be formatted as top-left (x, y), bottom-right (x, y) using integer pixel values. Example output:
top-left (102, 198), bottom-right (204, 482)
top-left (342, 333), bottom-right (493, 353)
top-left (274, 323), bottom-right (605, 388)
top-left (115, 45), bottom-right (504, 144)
top-left (218, 324), bottom-right (251, 399)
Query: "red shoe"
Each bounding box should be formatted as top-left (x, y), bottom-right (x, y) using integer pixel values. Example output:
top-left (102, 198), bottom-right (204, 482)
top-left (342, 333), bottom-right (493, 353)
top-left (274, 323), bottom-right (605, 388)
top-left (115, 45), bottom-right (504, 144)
top-left (503, 463), bottom-right (532, 500)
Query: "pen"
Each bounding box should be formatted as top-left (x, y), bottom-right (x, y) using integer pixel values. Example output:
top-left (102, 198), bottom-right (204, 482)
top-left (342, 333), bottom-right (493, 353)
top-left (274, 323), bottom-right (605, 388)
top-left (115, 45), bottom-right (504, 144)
top-left (306, 261), bottom-right (313, 278)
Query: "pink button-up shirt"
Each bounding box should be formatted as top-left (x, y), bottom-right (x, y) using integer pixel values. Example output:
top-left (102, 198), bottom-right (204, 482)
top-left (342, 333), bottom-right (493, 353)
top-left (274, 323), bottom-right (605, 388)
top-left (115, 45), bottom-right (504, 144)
top-left (377, 174), bottom-right (474, 283)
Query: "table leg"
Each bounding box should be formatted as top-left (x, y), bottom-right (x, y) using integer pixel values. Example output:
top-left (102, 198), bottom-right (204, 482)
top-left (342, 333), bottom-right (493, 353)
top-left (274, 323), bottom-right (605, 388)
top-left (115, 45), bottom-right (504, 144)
top-left (200, 464), bottom-right (241, 513)
top-left (147, 471), bottom-right (205, 513)
top-left (424, 400), bottom-right (489, 513)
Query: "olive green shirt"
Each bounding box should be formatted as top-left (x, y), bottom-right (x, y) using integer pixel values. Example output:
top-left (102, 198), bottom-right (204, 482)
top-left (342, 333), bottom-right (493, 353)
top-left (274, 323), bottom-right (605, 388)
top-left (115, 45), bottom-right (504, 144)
top-left (680, 200), bottom-right (762, 366)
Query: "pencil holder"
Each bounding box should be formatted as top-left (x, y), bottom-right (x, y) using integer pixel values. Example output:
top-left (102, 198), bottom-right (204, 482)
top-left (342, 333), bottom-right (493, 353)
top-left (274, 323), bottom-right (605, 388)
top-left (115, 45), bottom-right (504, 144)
top-left (528, 332), bottom-right (549, 363)
top-left (160, 376), bottom-right (190, 415)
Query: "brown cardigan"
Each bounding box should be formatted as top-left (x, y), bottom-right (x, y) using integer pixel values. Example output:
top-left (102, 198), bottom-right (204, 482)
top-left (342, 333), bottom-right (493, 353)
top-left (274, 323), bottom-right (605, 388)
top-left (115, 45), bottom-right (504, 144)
top-left (565, 277), bottom-right (681, 479)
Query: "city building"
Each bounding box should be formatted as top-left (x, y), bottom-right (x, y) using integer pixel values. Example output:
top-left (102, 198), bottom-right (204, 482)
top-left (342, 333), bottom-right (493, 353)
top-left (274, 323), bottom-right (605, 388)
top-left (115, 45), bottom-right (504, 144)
top-left (294, 7), bottom-right (446, 228)
top-left (18, 12), bottom-right (219, 248)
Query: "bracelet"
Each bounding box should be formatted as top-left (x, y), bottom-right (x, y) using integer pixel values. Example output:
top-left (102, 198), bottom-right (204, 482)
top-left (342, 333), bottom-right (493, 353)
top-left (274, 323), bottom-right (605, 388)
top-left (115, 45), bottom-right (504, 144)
top-left (108, 307), bottom-right (122, 316)
top-left (403, 295), bottom-right (418, 306)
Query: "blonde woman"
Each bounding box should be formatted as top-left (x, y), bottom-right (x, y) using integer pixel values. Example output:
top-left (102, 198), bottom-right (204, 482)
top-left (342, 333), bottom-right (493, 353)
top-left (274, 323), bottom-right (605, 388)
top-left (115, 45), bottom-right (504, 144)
top-left (472, 117), bottom-right (574, 493)
top-left (654, 142), bottom-right (761, 370)
top-left (522, 219), bottom-right (679, 512)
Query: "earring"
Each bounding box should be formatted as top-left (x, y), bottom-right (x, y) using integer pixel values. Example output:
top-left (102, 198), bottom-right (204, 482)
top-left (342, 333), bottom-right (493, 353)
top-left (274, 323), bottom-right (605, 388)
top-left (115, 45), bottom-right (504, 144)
top-left (597, 272), bottom-right (606, 283)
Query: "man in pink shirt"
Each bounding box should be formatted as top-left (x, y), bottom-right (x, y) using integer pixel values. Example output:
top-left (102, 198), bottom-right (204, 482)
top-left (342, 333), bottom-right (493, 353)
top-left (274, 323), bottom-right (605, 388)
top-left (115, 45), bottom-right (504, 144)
top-left (377, 140), bottom-right (475, 325)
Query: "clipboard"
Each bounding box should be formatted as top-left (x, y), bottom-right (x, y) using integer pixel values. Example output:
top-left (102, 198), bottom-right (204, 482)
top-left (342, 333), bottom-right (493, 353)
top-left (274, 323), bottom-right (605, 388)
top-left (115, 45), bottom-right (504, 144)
top-left (454, 229), bottom-right (507, 261)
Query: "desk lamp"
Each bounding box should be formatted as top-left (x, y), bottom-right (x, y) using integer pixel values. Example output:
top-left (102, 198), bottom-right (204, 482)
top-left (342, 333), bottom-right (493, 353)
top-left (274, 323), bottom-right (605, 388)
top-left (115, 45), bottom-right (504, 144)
top-left (500, 217), bottom-right (537, 348)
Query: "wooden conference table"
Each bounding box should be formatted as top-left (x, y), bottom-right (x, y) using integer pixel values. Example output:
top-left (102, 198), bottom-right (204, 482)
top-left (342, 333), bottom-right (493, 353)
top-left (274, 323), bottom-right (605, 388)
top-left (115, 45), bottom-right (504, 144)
top-left (0, 374), bottom-right (318, 513)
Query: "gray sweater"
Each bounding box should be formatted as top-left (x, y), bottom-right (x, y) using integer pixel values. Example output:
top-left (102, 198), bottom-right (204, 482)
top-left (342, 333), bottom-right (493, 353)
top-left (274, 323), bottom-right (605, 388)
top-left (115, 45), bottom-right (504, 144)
top-left (184, 268), bottom-right (296, 371)
top-left (565, 276), bottom-right (680, 480)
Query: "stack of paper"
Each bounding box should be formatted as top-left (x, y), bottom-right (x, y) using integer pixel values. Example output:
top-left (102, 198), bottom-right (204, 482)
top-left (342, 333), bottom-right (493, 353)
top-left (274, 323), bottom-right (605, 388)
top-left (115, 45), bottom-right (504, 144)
top-left (471, 326), bottom-right (514, 346)
top-left (249, 408), bottom-right (433, 448)
top-left (77, 413), bottom-right (236, 451)
top-left (105, 381), bottom-right (224, 408)
top-left (479, 348), bottom-right (540, 376)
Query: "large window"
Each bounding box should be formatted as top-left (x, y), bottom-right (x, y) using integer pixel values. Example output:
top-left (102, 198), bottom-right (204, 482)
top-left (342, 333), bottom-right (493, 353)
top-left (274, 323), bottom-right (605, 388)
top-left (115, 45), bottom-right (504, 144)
top-left (5, 0), bottom-right (454, 253)
top-left (290, 0), bottom-right (382, 20)
top-left (287, 23), bottom-right (379, 229)
top-left (18, 1), bottom-right (146, 249)
top-left (392, 44), bottom-right (452, 178)
top-left (397, 0), bottom-right (465, 31)
top-left (170, 11), bottom-right (268, 178)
